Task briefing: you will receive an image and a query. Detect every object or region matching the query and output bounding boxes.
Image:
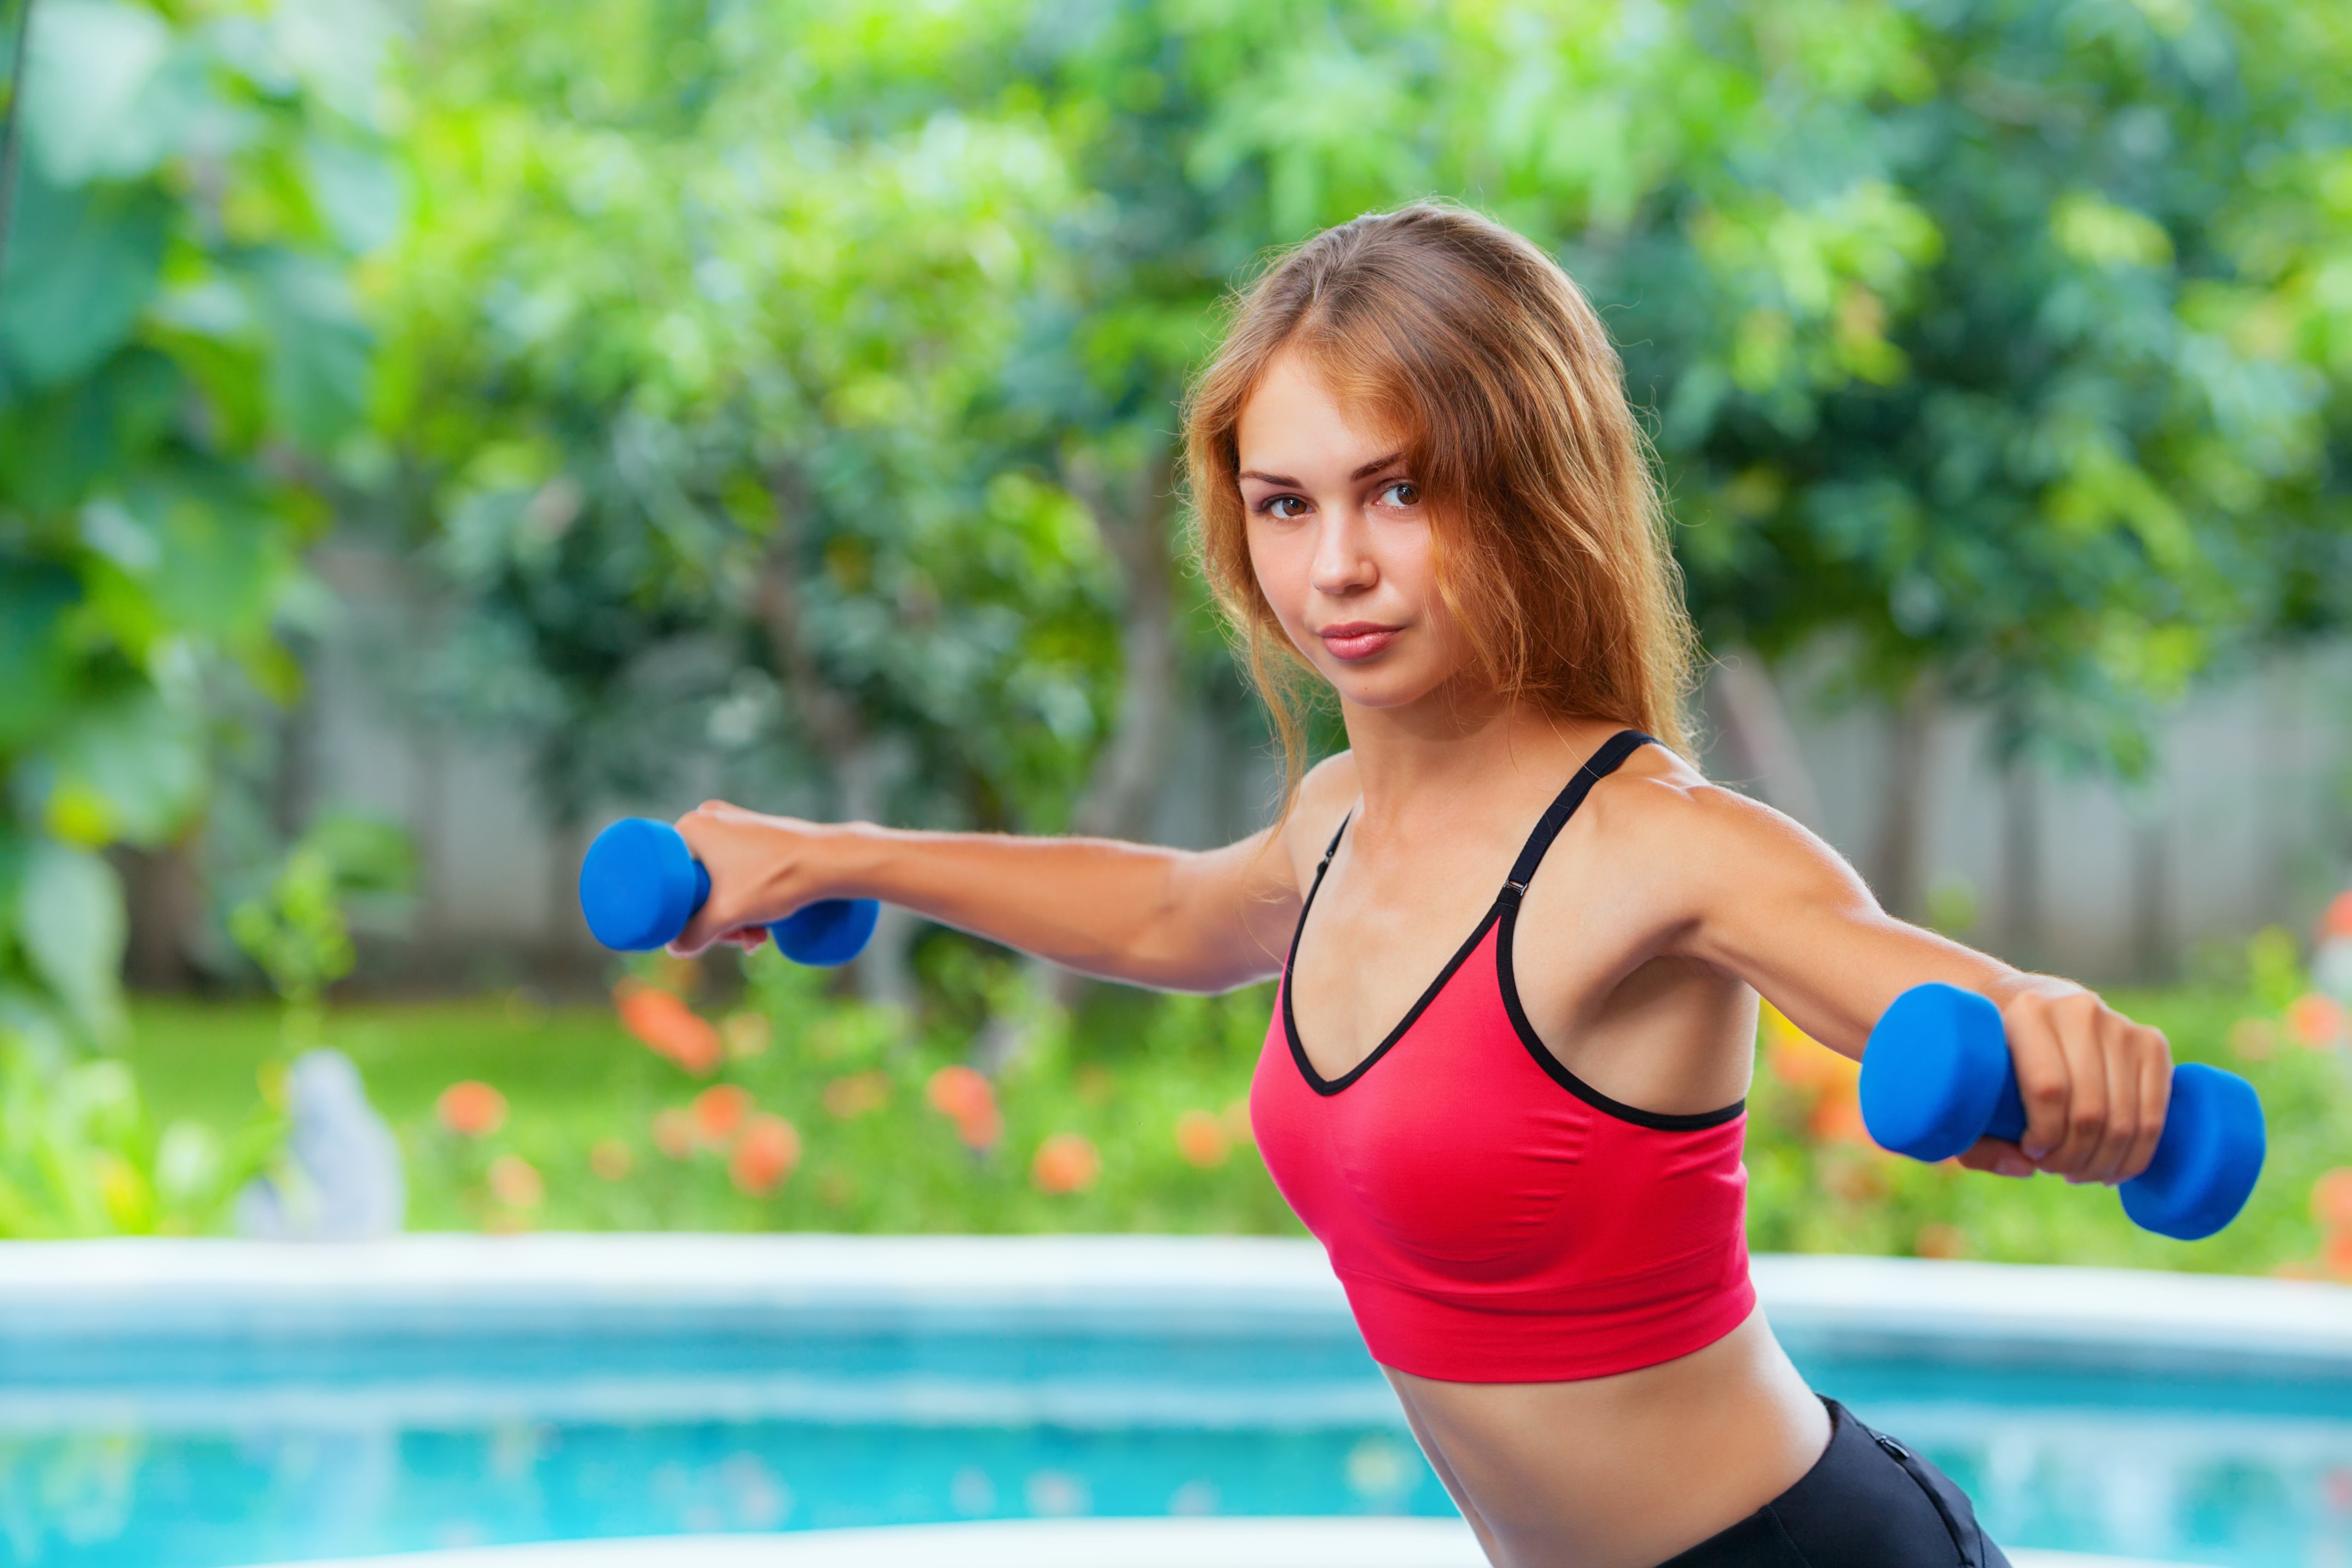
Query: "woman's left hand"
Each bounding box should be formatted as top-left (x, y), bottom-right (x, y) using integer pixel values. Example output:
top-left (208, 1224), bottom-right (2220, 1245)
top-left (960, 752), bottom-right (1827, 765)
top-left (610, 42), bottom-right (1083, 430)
top-left (1954, 981), bottom-right (2172, 1185)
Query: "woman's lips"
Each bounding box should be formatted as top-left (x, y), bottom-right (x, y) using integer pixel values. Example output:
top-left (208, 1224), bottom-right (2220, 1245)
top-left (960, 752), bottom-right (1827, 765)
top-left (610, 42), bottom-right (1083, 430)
top-left (1318, 623), bottom-right (1402, 661)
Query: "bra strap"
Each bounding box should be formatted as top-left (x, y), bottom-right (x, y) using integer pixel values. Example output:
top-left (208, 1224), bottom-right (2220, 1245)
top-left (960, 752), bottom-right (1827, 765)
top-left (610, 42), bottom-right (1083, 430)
top-left (1317, 811), bottom-right (1352, 874)
top-left (1497, 729), bottom-right (1655, 905)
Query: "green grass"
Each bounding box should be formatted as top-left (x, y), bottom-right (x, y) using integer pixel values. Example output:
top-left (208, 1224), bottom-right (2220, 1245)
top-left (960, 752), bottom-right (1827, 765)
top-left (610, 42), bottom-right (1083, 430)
top-left (114, 958), bottom-right (2352, 1278)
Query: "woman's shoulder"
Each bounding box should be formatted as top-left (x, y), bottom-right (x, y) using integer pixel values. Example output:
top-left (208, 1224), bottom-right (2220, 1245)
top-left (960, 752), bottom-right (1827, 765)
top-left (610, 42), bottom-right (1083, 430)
top-left (1583, 735), bottom-right (1833, 889)
top-left (1281, 752), bottom-right (1361, 864)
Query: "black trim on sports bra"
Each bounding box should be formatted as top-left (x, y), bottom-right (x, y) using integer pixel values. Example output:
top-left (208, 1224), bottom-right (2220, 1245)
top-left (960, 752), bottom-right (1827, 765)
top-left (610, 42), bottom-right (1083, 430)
top-left (1495, 911), bottom-right (1747, 1131)
top-left (1281, 813), bottom-right (1507, 1096)
top-left (1493, 730), bottom-right (1746, 1130)
top-left (1281, 728), bottom-right (1745, 1128)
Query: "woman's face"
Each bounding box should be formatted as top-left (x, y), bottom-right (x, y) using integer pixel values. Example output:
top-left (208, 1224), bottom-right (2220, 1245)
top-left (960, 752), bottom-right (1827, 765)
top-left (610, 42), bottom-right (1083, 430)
top-left (1237, 352), bottom-right (1460, 712)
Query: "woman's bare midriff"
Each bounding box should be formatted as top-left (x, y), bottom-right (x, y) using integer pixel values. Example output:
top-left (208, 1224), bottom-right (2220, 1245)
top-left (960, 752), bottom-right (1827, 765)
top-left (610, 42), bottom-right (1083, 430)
top-left (1384, 1307), bottom-right (1830, 1568)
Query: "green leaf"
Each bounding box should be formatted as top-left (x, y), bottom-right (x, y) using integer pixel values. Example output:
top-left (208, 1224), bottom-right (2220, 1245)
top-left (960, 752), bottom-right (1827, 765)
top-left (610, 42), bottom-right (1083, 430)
top-left (37, 689), bottom-right (206, 848)
top-left (19, 0), bottom-right (195, 185)
top-left (305, 136), bottom-right (406, 255)
top-left (0, 561), bottom-right (82, 748)
top-left (17, 840), bottom-right (126, 1046)
top-left (246, 251), bottom-right (372, 450)
top-left (0, 171), bottom-right (171, 387)
top-left (138, 480), bottom-right (294, 638)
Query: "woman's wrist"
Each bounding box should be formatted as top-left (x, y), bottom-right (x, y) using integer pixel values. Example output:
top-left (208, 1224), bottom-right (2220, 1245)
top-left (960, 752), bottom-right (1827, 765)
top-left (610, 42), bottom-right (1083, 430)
top-left (801, 819), bottom-right (892, 905)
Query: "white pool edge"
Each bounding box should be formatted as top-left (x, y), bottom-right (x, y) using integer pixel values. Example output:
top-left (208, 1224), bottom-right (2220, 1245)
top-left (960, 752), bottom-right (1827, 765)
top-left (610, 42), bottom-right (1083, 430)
top-left (0, 1234), bottom-right (2346, 1366)
top-left (220, 1518), bottom-right (2208, 1568)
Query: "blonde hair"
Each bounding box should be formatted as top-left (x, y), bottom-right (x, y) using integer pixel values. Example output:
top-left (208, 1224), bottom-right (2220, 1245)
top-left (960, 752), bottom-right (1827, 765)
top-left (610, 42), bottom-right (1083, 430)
top-left (1182, 203), bottom-right (1696, 799)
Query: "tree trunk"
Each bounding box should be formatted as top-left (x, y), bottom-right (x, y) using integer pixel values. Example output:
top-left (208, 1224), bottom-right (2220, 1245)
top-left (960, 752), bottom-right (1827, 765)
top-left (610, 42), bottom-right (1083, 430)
top-left (2000, 757), bottom-right (2042, 971)
top-left (2131, 805), bottom-right (2170, 984)
top-left (545, 811), bottom-right (589, 978)
top-left (1703, 648), bottom-right (1822, 828)
top-left (1872, 679), bottom-right (1937, 923)
top-left (756, 469), bottom-right (907, 1008)
top-left (1066, 442), bottom-right (1181, 844)
top-left (1033, 442), bottom-right (1182, 1012)
top-left (116, 840), bottom-right (202, 992)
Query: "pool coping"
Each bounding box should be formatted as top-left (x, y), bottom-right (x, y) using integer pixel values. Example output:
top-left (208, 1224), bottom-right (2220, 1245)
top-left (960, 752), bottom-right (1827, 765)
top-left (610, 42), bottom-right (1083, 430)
top-left (0, 1235), bottom-right (2346, 1374)
top-left (223, 1519), bottom-right (2196, 1568)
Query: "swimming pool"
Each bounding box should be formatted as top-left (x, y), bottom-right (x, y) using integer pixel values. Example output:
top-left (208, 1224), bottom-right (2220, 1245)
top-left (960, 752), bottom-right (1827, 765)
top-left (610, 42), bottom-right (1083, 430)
top-left (1, 1238), bottom-right (2346, 1567)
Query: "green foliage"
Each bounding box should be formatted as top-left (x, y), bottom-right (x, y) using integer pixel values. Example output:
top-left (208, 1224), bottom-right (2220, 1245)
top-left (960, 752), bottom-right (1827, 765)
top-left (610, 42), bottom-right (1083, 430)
top-left (0, 1041), bottom-right (280, 1237)
top-left (402, 949), bottom-right (1296, 1237)
top-left (379, 0), bottom-right (2352, 843)
top-left (0, 0), bottom-right (396, 1047)
top-left (228, 808), bottom-right (415, 1046)
top-left (376, 0), bottom-right (1127, 830)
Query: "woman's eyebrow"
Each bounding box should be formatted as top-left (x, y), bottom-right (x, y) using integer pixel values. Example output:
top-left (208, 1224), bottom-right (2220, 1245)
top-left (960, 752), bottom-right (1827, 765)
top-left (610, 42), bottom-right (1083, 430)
top-left (1237, 451), bottom-right (1406, 487)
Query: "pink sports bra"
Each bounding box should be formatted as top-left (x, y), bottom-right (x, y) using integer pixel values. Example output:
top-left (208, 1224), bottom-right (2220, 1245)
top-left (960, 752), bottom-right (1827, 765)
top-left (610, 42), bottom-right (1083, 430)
top-left (1248, 730), bottom-right (1756, 1383)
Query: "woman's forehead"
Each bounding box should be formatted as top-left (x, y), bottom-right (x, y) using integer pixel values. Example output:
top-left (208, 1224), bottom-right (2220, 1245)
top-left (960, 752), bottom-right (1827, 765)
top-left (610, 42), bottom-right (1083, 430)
top-left (1236, 352), bottom-right (1408, 480)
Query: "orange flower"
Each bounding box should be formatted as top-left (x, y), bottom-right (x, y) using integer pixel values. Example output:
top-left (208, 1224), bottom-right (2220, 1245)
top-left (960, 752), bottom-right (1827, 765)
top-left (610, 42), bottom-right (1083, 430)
top-left (653, 1108), bottom-right (696, 1159)
top-left (2287, 993), bottom-right (2346, 1049)
top-left (1914, 1223), bottom-right (1968, 1261)
top-left (822, 1070), bottom-right (892, 1119)
top-left (956, 1102), bottom-right (1003, 1150)
top-left (927, 1065), bottom-right (1000, 1148)
top-left (730, 1114), bottom-right (801, 1196)
top-left (2312, 1168), bottom-right (2352, 1232)
top-left (1764, 1003), bottom-right (1860, 1094)
top-left (1176, 1110), bottom-right (1230, 1169)
top-left (1032, 1132), bottom-right (1101, 1195)
top-left (437, 1081), bottom-right (508, 1138)
top-left (2323, 891), bottom-right (2352, 941)
top-left (927, 1065), bottom-right (993, 1121)
top-left (1810, 1092), bottom-right (1872, 1146)
top-left (2326, 1228), bottom-right (2352, 1284)
top-left (614, 979), bottom-right (724, 1075)
top-left (692, 1084), bottom-right (754, 1146)
top-left (489, 1154), bottom-right (544, 1210)
top-left (590, 1140), bottom-right (633, 1180)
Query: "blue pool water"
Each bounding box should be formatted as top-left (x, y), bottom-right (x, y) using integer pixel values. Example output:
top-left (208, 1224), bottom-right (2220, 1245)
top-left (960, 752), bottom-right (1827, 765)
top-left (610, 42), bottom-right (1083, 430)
top-left (6, 1319), bottom-right (2352, 1565)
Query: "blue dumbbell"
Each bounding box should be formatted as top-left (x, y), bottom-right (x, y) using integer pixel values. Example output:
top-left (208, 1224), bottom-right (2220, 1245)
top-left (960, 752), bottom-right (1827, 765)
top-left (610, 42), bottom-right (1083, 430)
top-left (1858, 982), bottom-right (2265, 1241)
top-left (578, 817), bottom-right (878, 967)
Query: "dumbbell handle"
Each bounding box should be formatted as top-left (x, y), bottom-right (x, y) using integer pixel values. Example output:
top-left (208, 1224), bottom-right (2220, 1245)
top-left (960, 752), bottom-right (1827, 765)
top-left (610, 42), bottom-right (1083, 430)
top-left (1859, 983), bottom-right (2265, 1242)
top-left (578, 817), bottom-right (878, 967)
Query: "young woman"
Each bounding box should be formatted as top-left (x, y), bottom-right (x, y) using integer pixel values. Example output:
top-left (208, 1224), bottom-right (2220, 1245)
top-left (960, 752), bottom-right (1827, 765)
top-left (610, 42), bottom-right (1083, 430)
top-left (672, 204), bottom-right (2171, 1568)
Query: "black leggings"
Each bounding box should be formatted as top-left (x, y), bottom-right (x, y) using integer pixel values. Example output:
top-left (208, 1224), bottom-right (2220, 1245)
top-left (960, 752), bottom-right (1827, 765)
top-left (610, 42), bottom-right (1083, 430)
top-left (1659, 1400), bottom-right (2013, 1567)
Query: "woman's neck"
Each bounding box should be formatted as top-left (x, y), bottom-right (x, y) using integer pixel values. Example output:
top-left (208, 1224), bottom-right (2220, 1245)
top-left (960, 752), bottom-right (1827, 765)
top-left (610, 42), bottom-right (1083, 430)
top-left (1337, 688), bottom-right (1624, 838)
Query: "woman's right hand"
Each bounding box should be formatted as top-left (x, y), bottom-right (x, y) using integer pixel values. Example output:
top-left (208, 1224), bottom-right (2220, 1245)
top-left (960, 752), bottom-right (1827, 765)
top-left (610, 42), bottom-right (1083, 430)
top-left (669, 800), bottom-right (843, 956)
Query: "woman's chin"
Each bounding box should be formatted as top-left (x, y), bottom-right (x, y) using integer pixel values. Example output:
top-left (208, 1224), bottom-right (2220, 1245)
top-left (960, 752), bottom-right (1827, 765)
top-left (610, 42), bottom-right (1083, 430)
top-left (1325, 665), bottom-right (1452, 713)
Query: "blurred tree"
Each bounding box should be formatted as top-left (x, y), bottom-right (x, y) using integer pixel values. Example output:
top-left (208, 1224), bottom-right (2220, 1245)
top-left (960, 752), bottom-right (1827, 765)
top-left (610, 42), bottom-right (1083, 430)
top-left (1125, 0), bottom-right (2352, 907)
top-left (373, 1), bottom-right (1131, 988)
top-left (379, 0), bottom-right (2349, 960)
top-left (0, 0), bottom-right (396, 1049)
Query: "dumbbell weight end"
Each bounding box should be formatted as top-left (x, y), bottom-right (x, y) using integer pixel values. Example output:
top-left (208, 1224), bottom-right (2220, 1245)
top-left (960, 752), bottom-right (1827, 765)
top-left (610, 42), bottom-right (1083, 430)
top-left (578, 817), bottom-right (877, 967)
top-left (1859, 982), bottom-right (2265, 1242)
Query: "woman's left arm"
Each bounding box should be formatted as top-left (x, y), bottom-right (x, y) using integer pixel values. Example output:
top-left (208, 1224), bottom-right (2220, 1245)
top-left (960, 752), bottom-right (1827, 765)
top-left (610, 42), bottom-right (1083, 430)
top-left (1638, 778), bottom-right (2171, 1187)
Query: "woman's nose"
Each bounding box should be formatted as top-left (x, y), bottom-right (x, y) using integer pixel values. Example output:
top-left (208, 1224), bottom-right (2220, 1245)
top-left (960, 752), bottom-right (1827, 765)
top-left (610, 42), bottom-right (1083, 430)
top-left (1309, 510), bottom-right (1376, 595)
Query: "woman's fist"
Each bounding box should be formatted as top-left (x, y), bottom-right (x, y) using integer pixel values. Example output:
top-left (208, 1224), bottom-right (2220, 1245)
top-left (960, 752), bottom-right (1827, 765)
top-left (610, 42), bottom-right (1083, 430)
top-left (1955, 982), bottom-right (2171, 1186)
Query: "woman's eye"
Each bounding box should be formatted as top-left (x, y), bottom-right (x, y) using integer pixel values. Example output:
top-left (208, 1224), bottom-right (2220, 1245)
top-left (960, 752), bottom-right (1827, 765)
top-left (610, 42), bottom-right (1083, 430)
top-left (1258, 495), bottom-right (1308, 520)
top-left (1379, 481), bottom-right (1421, 508)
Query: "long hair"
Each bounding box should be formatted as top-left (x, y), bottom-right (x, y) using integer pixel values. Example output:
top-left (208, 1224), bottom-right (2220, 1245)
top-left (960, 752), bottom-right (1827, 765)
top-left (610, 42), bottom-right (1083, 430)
top-left (1182, 203), bottom-right (1696, 803)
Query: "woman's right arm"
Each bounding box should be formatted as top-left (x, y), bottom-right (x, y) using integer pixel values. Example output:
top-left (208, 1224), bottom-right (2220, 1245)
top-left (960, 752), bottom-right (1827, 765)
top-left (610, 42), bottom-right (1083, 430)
top-left (666, 798), bottom-right (1317, 995)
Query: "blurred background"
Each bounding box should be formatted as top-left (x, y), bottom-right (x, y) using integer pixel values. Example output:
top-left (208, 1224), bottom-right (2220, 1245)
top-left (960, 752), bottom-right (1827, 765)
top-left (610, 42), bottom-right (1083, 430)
top-left (1, 0), bottom-right (2349, 1273)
